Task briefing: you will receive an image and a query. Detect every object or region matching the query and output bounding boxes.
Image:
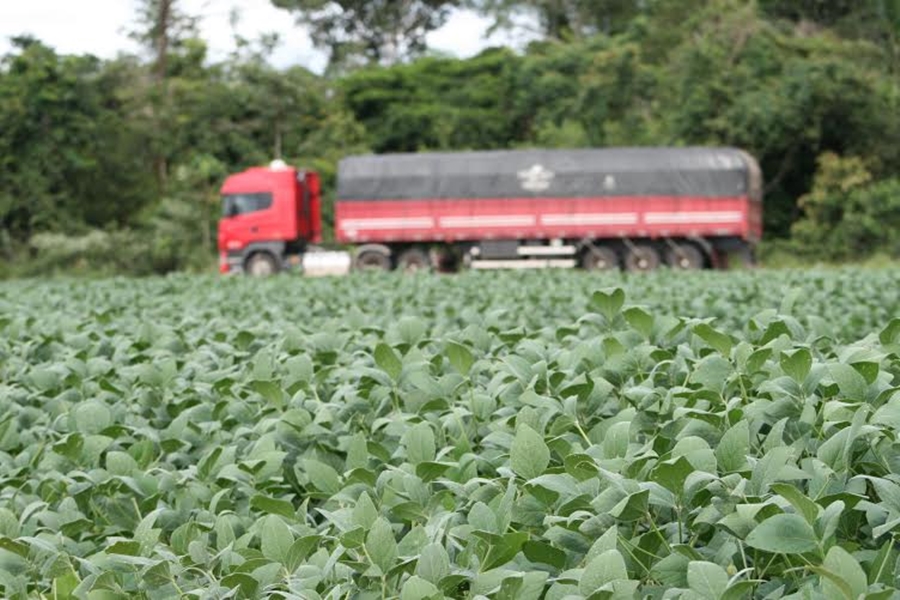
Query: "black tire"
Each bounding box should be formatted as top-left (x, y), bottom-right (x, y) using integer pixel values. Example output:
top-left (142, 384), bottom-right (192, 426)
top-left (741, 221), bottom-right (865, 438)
top-left (397, 248), bottom-right (431, 273)
top-left (665, 243), bottom-right (705, 270)
top-left (354, 249), bottom-right (392, 271)
top-left (581, 245), bottom-right (620, 271)
top-left (624, 245), bottom-right (661, 273)
top-left (245, 252), bottom-right (279, 277)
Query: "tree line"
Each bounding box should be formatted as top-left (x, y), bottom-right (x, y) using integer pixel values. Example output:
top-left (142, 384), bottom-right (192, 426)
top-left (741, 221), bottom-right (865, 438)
top-left (1, 0), bottom-right (898, 276)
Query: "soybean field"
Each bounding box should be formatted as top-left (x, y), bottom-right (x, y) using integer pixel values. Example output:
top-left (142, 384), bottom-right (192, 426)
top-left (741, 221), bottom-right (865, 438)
top-left (1, 268), bottom-right (900, 599)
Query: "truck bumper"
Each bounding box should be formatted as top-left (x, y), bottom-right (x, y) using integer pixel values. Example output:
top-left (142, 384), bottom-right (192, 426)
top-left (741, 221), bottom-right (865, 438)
top-left (220, 251), bottom-right (244, 274)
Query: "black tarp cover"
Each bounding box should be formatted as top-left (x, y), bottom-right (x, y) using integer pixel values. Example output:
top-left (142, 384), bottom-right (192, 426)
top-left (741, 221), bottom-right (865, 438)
top-left (336, 147), bottom-right (759, 201)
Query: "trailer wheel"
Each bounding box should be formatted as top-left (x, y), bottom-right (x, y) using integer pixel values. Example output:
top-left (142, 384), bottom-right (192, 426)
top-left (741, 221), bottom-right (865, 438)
top-left (665, 243), bottom-right (705, 270)
top-left (581, 246), bottom-right (619, 271)
top-left (624, 245), bottom-right (660, 273)
top-left (397, 248), bottom-right (431, 272)
top-left (354, 248), bottom-right (392, 271)
top-left (246, 252), bottom-right (279, 277)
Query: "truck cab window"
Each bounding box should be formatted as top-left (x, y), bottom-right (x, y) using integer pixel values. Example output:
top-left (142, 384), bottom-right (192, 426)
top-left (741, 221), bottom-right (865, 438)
top-left (222, 192), bottom-right (273, 217)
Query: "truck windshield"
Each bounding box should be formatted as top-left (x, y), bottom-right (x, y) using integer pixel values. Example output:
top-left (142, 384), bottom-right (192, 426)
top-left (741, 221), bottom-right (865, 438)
top-left (222, 192), bottom-right (273, 217)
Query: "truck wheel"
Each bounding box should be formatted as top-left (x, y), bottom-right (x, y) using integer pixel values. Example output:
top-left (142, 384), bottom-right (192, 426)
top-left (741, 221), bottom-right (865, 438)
top-left (665, 243), bottom-right (704, 270)
top-left (624, 245), bottom-right (660, 273)
top-left (581, 246), bottom-right (619, 271)
top-left (397, 248), bottom-right (431, 272)
top-left (354, 249), bottom-right (392, 271)
top-left (246, 252), bottom-right (279, 277)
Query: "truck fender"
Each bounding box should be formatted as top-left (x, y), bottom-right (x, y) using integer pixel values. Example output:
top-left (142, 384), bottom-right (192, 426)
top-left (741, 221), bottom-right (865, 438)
top-left (242, 241), bottom-right (286, 266)
top-left (353, 244), bottom-right (393, 258)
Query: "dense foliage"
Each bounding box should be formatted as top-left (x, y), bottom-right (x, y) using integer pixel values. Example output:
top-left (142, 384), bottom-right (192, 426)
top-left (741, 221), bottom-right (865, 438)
top-left (0, 0), bottom-right (898, 276)
top-left (1, 269), bottom-right (900, 598)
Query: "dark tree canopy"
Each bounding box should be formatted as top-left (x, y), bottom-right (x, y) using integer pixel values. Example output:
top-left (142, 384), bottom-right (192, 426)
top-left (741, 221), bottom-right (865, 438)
top-left (271, 0), bottom-right (463, 68)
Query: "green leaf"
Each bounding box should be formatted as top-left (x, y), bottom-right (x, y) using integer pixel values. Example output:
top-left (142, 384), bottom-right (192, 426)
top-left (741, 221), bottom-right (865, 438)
top-left (828, 363), bottom-right (869, 400)
top-left (249, 380), bottom-right (285, 408)
top-left (771, 483), bottom-right (819, 526)
top-left (687, 561), bottom-right (729, 600)
top-left (416, 542), bottom-right (451, 584)
top-left (693, 323), bottom-right (733, 356)
top-left (285, 535), bottom-right (320, 571)
top-left (652, 456), bottom-right (693, 495)
top-left (745, 514), bottom-right (819, 554)
top-left (585, 526), bottom-right (618, 563)
top-left (366, 517), bottom-right (398, 573)
top-left (879, 318), bottom-right (900, 345)
top-left (260, 515), bottom-right (294, 564)
top-left (781, 348), bottom-right (812, 383)
top-left (523, 540), bottom-right (567, 569)
top-left (221, 573), bottom-right (259, 597)
top-left (623, 306), bottom-right (654, 338)
top-left (580, 549), bottom-right (628, 595)
top-left (303, 459), bottom-right (342, 494)
top-left (716, 420), bottom-right (750, 473)
top-left (404, 422), bottom-right (436, 465)
top-left (250, 495), bottom-right (296, 520)
top-left (821, 546), bottom-right (868, 600)
top-left (352, 491), bottom-right (378, 529)
top-left (53, 569), bottom-right (80, 599)
top-left (401, 575), bottom-right (441, 600)
top-left (446, 341), bottom-right (474, 376)
top-left (650, 553), bottom-right (690, 588)
top-left (374, 343), bottom-right (403, 381)
top-left (0, 537), bottom-right (29, 558)
top-left (510, 424), bottom-right (550, 480)
top-left (588, 288), bottom-right (624, 322)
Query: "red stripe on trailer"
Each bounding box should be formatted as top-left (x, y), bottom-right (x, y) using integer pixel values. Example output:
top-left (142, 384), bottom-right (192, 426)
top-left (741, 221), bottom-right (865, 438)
top-left (335, 196), bottom-right (754, 243)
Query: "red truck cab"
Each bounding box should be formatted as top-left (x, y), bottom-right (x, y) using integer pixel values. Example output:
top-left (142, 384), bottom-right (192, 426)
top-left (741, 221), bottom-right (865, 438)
top-left (218, 160), bottom-right (322, 274)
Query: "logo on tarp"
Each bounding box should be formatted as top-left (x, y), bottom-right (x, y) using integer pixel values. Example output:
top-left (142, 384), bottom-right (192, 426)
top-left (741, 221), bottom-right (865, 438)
top-left (518, 164), bottom-right (554, 192)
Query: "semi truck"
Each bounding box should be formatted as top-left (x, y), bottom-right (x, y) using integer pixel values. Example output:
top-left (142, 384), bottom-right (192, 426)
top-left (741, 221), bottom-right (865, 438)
top-left (218, 147), bottom-right (762, 276)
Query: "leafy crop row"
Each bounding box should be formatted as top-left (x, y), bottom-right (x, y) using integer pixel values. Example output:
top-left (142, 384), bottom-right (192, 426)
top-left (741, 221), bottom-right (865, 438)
top-left (0, 269), bottom-right (899, 599)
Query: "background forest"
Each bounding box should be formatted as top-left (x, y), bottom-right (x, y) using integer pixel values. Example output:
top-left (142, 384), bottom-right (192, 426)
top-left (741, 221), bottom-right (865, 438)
top-left (1, 0), bottom-right (898, 276)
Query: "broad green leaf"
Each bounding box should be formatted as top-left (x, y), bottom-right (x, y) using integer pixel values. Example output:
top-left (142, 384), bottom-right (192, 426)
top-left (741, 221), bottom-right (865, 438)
top-left (366, 517), bottom-right (398, 573)
top-left (687, 561), bottom-right (729, 600)
top-left (821, 546), bottom-right (867, 600)
top-left (249, 380), bottom-right (285, 408)
top-left (303, 459), bottom-right (342, 494)
top-left (828, 363), bottom-right (868, 401)
top-left (591, 288), bottom-right (625, 322)
top-left (374, 343), bottom-right (403, 381)
top-left (523, 540), bottom-right (567, 569)
top-left (771, 483), bottom-right (819, 526)
top-left (404, 422), bottom-right (436, 465)
top-left (416, 542), bottom-right (450, 584)
top-left (781, 348), bottom-right (812, 383)
top-left (446, 341), bottom-right (474, 376)
top-left (250, 495), bottom-right (296, 520)
top-left (260, 515), bottom-right (293, 563)
top-left (510, 424), bottom-right (550, 480)
top-left (745, 514), bottom-right (819, 554)
top-left (353, 492), bottom-right (378, 529)
top-left (693, 323), bottom-right (733, 356)
top-left (585, 526), bottom-right (618, 563)
top-left (580, 549), bottom-right (628, 595)
top-left (401, 575), bottom-right (440, 600)
top-left (716, 420), bottom-right (750, 473)
top-left (653, 456), bottom-right (693, 495)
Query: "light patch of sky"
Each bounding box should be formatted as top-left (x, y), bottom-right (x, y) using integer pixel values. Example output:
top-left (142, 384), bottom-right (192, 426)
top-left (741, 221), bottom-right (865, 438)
top-left (0, 0), bottom-right (533, 72)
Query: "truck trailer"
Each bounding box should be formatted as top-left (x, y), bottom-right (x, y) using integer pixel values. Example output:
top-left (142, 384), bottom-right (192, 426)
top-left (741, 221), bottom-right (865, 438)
top-left (218, 147), bottom-right (762, 275)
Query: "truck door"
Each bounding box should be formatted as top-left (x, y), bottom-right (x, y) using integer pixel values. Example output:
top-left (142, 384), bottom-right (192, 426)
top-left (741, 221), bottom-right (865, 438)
top-left (221, 192), bottom-right (277, 250)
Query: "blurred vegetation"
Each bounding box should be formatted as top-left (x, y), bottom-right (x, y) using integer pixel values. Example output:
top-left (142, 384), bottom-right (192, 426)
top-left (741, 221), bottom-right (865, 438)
top-left (0, 0), bottom-right (898, 276)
